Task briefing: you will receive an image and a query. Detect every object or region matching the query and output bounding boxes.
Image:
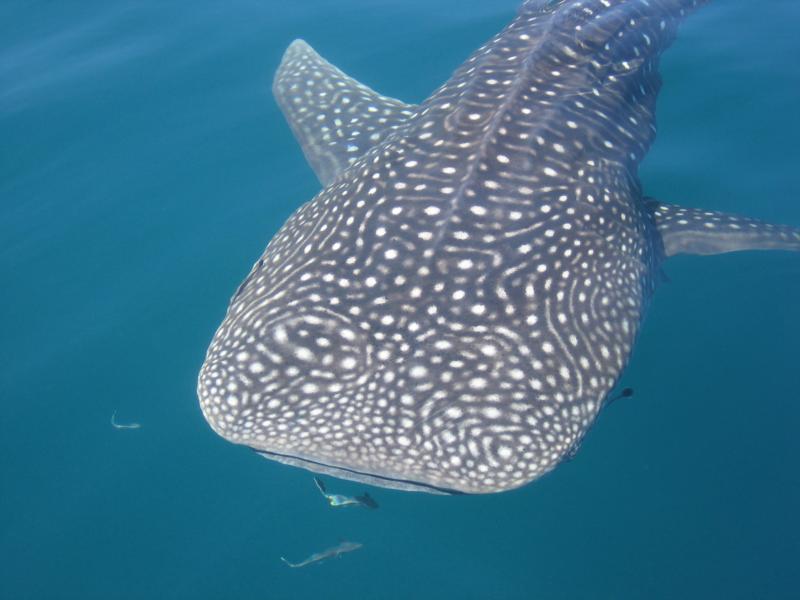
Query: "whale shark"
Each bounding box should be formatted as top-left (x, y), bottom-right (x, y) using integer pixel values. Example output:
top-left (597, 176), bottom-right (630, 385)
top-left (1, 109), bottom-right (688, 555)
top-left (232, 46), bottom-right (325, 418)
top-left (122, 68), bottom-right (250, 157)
top-left (197, 0), bottom-right (799, 494)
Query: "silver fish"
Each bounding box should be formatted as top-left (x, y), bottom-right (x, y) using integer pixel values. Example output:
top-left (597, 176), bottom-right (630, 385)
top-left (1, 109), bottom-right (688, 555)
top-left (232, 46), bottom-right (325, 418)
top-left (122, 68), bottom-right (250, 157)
top-left (111, 411), bottom-right (140, 430)
top-left (280, 541), bottom-right (363, 568)
top-left (313, 477), bottom-right (378, 509)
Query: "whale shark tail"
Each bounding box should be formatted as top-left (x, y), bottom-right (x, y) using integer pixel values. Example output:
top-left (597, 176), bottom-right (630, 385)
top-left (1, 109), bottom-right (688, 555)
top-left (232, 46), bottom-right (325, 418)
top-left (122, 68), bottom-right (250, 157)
top-left (652, 202), bottom-right (800, 257)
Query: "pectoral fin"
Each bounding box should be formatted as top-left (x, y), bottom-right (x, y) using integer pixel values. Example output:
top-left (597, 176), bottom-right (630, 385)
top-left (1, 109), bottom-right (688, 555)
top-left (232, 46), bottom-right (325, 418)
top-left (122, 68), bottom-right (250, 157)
top-left (652, 202), bottom-right (800, 257)
top-left (273, 40), bottom-right (417, 186)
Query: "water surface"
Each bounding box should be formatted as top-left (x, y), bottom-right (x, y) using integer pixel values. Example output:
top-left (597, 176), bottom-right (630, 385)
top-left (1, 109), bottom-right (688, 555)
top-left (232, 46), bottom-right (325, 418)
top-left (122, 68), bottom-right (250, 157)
top-left (2, 1), bottom-right (799, 598)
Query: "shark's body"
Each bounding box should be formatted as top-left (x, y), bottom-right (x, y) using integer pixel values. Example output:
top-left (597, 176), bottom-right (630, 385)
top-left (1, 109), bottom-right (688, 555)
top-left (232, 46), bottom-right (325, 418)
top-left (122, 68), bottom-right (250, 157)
top-left (198, 0), bottom-right (799, 494)
top-left (280, 541), bottom-right (362, 568)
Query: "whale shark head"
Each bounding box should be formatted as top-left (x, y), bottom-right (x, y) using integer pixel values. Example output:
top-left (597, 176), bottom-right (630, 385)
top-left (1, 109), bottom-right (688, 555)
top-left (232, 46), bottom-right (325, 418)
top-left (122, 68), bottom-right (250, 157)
top-left (197, 209), bottom-right (601, 494)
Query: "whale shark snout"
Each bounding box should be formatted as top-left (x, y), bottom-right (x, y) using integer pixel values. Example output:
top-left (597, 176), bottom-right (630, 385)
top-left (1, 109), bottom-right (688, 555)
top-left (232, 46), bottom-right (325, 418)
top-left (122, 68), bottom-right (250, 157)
top-left (198, 291), bottom-right (585, 493)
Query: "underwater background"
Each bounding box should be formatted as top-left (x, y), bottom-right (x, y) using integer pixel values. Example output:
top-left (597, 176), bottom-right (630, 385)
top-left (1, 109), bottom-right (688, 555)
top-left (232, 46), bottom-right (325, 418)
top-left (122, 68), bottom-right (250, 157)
top-left (2, 0), bottom-right (799, 598)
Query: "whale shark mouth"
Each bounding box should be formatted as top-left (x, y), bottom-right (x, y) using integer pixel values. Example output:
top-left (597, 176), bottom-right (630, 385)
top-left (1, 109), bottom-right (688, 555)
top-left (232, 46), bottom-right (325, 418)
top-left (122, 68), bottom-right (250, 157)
top-left (251, 447), bottom-right (464, 495)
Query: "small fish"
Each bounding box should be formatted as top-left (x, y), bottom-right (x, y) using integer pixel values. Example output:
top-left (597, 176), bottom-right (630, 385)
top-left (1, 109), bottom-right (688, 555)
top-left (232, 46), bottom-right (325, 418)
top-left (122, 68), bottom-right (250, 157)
top-left (111, 411), bottom-right (141, 430)
top-left (607, 387), bottom-right (635, 405)
top-left (280, 540), bottom-right (362, 568)
top-left (314, 477), bottom-right (378, 509)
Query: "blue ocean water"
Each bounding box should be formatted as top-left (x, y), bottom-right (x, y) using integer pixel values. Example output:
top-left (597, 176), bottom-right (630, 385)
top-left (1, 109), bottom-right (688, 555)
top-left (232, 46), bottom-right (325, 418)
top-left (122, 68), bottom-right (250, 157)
top-left (2, 0), bottom-right (799, 598)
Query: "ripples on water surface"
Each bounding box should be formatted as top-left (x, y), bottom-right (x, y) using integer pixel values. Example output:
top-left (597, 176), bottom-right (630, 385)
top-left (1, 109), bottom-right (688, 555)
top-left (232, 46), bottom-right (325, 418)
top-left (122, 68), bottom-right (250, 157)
top-left (1, 1), bottom-right (799, 598)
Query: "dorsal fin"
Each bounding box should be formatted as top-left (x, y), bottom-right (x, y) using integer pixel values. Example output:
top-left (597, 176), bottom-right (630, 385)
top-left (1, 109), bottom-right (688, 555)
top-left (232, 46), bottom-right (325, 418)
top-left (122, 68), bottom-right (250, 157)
top-left (272, 40), bottom-right (417, 186)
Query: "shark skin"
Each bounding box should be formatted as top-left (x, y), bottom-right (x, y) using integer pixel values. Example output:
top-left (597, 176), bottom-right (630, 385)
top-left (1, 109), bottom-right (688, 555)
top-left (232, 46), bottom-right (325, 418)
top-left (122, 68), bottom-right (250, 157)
top-left (198, 0), bottom-right (799, 495)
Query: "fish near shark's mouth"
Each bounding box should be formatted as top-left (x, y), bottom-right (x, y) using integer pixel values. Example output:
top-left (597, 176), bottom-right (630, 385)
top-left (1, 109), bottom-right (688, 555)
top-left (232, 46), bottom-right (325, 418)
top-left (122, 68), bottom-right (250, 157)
top-left (249, 446), bottom-right (465, 495)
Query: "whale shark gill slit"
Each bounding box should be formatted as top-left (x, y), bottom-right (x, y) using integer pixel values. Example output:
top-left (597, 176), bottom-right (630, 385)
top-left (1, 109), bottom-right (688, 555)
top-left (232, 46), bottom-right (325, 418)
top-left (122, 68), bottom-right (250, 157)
top-left (252, 448), bottom-right (463, 495)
